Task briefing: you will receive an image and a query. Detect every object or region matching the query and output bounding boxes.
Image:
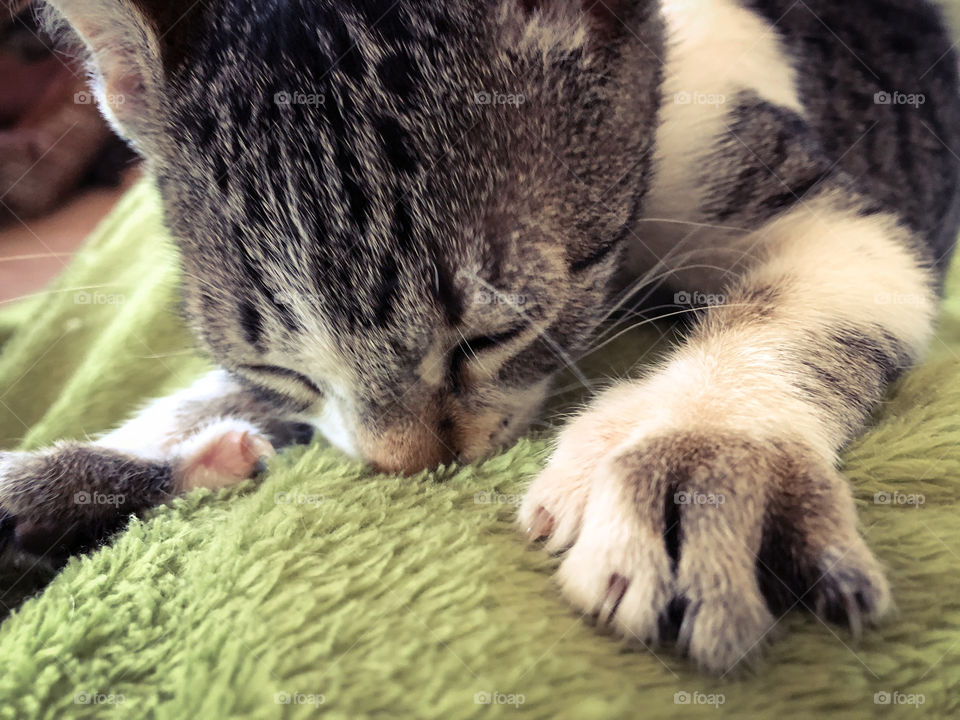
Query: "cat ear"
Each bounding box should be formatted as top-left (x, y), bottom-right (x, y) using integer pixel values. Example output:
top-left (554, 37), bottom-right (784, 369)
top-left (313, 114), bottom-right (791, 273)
top-left (42, 0), bottom-right (198, 150)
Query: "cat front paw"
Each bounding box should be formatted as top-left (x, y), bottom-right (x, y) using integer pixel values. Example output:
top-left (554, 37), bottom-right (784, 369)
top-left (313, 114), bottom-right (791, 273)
top-left (520, 408), bottom-right (890, 674)
top-left (0, 421), bottom-right (277, 556)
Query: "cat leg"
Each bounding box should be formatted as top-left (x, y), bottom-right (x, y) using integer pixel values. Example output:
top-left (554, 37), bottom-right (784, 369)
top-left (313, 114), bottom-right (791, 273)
top-left (0, 370), bottom-right (313, 555)
top-left (520, 194), bottom-right (935, 673)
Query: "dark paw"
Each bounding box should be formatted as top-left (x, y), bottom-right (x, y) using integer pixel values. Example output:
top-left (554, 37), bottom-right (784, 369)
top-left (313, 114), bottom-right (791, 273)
top-left (0, 446), bottom-right (171, 558)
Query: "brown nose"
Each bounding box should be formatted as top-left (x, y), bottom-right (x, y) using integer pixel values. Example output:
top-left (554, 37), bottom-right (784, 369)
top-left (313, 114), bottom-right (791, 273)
top-left (364, 426), bottom-right (456, 475)
top-left (360, 419), bottom-right (458, 475)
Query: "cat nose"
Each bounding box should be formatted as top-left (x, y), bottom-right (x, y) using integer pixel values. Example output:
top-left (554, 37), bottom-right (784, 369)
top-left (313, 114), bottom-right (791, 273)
top-left (357, 398), bottom-right (459, 475)
top-left (364, 425), bottom-right (457, 475)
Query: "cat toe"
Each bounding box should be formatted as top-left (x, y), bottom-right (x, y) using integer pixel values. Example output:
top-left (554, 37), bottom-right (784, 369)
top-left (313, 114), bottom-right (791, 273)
top-left (176, 422), bottom-right (276, 491)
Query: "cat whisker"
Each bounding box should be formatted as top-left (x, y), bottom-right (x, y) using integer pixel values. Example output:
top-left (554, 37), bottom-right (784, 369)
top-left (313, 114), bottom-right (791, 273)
top-left (632, 217), bottom-right (754, 235)
top-left (456, 326), bottom-right (491, 376)
top-left (579, 303), bottom-right (756, 360)
top-left (0, 284), bottom-right (129, 306)
top-left (0, 252), bottom-right (74, 263)
top-left (136, 350), bottom-right (196, 360)
top-left (595, 258), bottom-right (740, 335)
top-left (598, 245), bottom-right (725, 324)
top-left (596, 237), bottom-right (768, 330)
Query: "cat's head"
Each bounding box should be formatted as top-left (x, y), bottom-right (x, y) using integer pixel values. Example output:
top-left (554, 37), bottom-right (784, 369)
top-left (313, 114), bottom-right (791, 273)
top-left (45, 0), bottom-right (663, 472)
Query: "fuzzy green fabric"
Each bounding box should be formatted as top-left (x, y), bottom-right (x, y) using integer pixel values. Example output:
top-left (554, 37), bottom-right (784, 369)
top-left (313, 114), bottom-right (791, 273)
top-left (1, 179), bottom-right (960, 719)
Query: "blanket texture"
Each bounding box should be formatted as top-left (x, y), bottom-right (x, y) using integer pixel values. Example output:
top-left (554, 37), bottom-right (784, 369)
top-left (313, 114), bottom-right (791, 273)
top-left (1, 180), bottom-right (960, 719)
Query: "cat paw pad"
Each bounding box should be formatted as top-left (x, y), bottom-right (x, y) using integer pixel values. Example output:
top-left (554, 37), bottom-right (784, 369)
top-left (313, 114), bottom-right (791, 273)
top-left (176, 422), bottom-right (276, 491)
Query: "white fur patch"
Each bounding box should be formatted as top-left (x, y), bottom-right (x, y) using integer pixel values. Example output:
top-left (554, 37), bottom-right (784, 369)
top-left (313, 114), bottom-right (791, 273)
top-left (552, 196), bottom-right (934, 471)
top-left (626, 0), bottom-right (803, 274)
top-left (97, 370), bottom-right (239, 460)
top-left (314, 395), bottom-right (359, 458)
top-left (96, 371), bottom-right (280, 490)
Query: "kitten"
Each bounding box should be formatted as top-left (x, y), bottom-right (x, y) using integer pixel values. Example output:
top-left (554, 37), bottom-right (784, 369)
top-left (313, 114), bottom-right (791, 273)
top-left (2, 0), bottom-right (958, 673)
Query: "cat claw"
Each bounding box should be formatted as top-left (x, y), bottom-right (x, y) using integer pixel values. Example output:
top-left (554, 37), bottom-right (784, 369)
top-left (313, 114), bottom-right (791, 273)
top-left (525, 506), bottom-right (554, 542)
top-left (598, 573), bottom-right (630, 627)
top-left (179, 425), bottom-right (276, 491)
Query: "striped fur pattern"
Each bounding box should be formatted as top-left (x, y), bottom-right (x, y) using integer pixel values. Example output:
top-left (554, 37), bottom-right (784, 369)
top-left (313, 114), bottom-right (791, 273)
top-left (2, 0), bottom-right (958, 673)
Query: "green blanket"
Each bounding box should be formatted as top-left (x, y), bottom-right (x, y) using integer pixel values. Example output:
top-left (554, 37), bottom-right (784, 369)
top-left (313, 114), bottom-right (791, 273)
top-left (2, 180), bottom-right (960, 719)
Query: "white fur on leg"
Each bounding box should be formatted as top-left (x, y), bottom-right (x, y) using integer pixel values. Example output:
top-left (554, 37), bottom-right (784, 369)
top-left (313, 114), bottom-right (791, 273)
top-left (523, 195), bottom-right (927, 672)
top-left (97, 370), bottom-right (242, 460)
top-left (625, 0), bottom-right (804, 280)
top-left (96, 370), bottom-right (277, 491)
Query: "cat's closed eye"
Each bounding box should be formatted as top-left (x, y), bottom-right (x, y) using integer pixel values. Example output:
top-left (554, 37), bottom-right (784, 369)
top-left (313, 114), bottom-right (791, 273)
top-left (238, 364), bottom-right (325, 400)
top-left (449, 325), bottom-right (529, 388)
top-left (457, 325), bottom-right (528, 355)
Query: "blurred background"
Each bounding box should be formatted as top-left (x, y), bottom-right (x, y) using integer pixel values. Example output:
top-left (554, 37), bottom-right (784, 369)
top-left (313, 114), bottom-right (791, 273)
top-left (0, 0), bottom-right (140, 305)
